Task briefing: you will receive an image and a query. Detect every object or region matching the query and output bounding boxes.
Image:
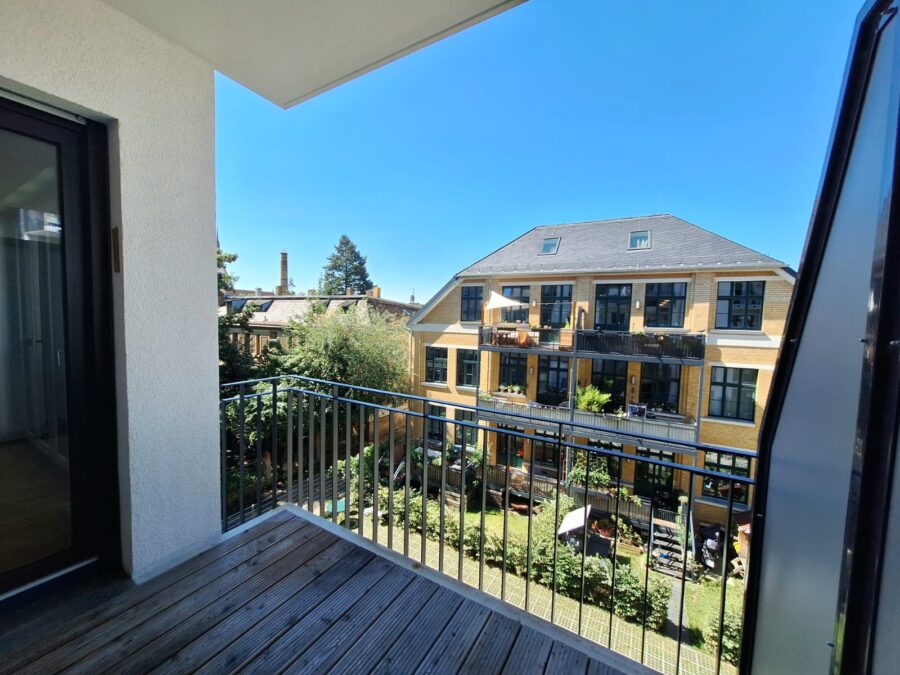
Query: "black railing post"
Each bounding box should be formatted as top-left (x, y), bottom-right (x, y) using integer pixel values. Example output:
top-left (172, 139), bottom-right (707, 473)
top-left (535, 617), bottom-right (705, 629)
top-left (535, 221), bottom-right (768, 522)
top-left (238, 384), bottom-right (246, 525)
top-left (271, 380), bottom-right (278, 510)
top-left (344, 400), bottom-right (351, 529)
top-left (332, 385), bottom-right (339, 524)
top-left (715, 479), bottom-right (737, 675)
top-left (286, 390), bottom-right (293, 504)
top-left (578, 447), bottom-right (590, 636)
top-left (388, 411), bottom-right (395, 549)
top-left (373, 407), bottom-right (380, 544)
top-left (551, 421), bottom-right (563, 624)
top-left (675, 470), bottom-right (695, 675)
top-left (220, 400), bottom-right (227, 530)
top-left (255, 397), bottom-right (263, 517)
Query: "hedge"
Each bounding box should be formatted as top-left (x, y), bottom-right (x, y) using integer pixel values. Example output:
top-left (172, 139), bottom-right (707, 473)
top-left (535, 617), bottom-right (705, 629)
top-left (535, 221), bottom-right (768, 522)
top-left (378, 488), bottom-right (671, 631)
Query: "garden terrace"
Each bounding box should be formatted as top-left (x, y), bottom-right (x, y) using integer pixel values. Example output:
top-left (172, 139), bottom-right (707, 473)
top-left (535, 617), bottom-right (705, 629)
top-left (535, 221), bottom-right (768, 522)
top-left (217, 375), bottom-right (755, 675)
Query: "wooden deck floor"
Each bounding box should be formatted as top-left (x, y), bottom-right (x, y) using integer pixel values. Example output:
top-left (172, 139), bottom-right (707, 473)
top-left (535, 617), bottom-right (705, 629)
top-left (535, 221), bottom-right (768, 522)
top-left (1, 509), bottom-right (647, 674)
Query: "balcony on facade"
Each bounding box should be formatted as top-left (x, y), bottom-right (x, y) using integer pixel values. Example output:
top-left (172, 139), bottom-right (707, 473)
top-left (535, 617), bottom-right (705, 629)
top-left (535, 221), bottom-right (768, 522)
top-left (477, 396), bottom-right (698, 450)
top-left (479, 325), bottom-right (706, 363)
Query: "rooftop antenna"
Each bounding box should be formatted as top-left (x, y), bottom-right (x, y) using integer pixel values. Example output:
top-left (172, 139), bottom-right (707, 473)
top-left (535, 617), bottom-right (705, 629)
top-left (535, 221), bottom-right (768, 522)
top-left (410, 288), bottom-right (415, 303)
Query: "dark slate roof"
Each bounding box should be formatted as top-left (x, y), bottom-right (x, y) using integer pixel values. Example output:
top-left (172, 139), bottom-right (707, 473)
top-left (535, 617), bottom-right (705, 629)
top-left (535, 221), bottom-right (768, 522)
top-left (457, 214), bottom-right (787, 276)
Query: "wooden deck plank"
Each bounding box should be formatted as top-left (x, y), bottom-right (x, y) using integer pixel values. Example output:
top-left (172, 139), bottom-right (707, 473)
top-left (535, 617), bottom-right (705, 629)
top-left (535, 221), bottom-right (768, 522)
top-left (369, 586), bottom-right (464, 675)
top-left (327, 575), bottom-right (439, 675)
top-left (4, 511), bottom-right (638, 675)
top-left (588, 658), bottom-right (626, 675)
top-left (457, 612), bottom-right (522, 675)
top-left (280, 567), bottom-right (417, 674)
top-left (190, 544), bottom-right (375, 674)
top-left (0, 512), bottom-right (293, 675)
top-left (238, 555), bottom-right (396, 674)
top-left (149, 551), bottom-right (400, 674)
top-left (545, 640), bottom-right (591, 675)
top-left (413, 597), bottom-right (491, 675)
top-left (110, 535), bottom-right (351, 675)
top-left (500, 625), bottom-right (555, 675)
top-left (24, 519), bottom-right (319, 674)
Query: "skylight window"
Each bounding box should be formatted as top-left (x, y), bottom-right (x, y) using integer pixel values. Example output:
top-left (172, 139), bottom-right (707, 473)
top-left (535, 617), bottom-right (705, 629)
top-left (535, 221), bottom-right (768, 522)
top-left (539, 237), bottom-right (560, 255)
top-left (629, 230), bottom-right (651, 250)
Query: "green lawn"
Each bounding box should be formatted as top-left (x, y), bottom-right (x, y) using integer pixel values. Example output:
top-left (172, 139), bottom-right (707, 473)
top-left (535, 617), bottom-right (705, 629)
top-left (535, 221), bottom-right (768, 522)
top-left (471, 502), bottom-right (531, 540)
top-left (684, 575), bottom-right (744, 648)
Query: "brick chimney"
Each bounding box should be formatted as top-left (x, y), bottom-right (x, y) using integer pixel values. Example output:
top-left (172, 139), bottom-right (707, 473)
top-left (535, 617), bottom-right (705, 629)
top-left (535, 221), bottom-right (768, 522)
top-left (366, 286), bottom-right (382, 299)
top-left (346, 286), bottom-right (355, 296)
top-left (276, 251), bottom-right (289, 294)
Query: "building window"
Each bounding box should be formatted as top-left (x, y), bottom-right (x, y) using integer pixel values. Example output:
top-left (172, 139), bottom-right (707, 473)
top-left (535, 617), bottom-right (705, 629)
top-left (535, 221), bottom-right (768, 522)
top-left (499, 353), bottom-right (528, 389)
top-left (427, 404), bottom-right (446, 442)
top-left (628, 230), bottom-right (651, 250)
top-left (716, 281), bottom-right (765, 329)
top-left (591, 360), bottom-right (627, 412)
top-left (501, 285), bottom-right (530, 323)
top-left (495, 425), bottom-right (523, 468)
top-left (425, 346), bottom-right (448, 383)
top-left (455, 410), bottom-right (478, 447)
top-left (532, 431), bottom-right (560, 478)
top-left (634, 447), bottom-right (676, 501)
top-left (589, 440), bottom-right (622, 483)
top-left (709, 367), bottom-right (758, 421)
top-left (537, 356), bottom-right (569, 406)
top-left (644, 282), bottom-right (686, 328)
top-left (456, 349), bottom-right (479, 387)
top-left (702, 451), bottom-right (751, 503)
top-left (460, 286), bottom-right (483, 322)
top-left (594, 284), bottom-right (632, 331)
top-left (540, 284), bottom-right (573, 328)
top-left (640, 363), bottom-right (681, 414)
top-left (539, 237), bottom-right (561, 255)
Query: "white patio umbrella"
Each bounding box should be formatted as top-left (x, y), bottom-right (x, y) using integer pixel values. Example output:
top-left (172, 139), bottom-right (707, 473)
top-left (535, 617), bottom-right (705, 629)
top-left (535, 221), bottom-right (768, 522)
top-left (483, 290), bottom-right (528, 311)
top-left (557, 505), bottom-right (592, 536)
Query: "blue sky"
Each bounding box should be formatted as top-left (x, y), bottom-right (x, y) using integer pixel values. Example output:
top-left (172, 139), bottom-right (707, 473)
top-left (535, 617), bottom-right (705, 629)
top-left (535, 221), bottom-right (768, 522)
top-left (216, 0), bottom-right (860, 302)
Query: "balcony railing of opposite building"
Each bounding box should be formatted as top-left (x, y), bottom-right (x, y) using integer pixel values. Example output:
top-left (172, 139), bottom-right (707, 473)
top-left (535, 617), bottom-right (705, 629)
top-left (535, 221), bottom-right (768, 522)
top-left (220, 375), bottom-right (754, 675)
top-left (478, 396), bottom-right (698, 444)
top-left (577, 330), bottom-right (706, 361)
top-left (480, 325), bottom-right (706, 361)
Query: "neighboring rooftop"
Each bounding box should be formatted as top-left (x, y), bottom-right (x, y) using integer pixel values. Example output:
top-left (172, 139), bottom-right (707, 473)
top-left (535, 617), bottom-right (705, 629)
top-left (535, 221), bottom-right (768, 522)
top-left (458, 214), bottom-right (790, 277)
top-left (219, 293), bottom-right (419, 328)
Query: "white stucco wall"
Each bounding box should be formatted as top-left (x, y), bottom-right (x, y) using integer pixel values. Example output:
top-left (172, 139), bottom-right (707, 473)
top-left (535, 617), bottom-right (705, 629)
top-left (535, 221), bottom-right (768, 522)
top-left (0, 0), bottom-right (220, 578)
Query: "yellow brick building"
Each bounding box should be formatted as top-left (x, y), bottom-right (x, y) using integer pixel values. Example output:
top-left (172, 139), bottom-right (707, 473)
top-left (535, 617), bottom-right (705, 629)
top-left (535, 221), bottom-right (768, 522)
top-left (408, 215), bottom-right (794, 527)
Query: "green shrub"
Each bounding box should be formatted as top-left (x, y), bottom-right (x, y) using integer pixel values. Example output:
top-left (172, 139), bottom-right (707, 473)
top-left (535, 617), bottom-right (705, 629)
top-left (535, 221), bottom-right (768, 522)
top-left (703, 602), bottom-right (743, 665)
top-left (575, 385), bottom-right (612, 413)
top-left (376, 488), bottom-right (670, 633)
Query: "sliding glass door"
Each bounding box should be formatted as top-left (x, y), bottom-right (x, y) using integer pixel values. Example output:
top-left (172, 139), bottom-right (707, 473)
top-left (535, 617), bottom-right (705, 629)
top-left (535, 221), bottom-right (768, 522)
top-left (0, 98), bottom-right (115, 594)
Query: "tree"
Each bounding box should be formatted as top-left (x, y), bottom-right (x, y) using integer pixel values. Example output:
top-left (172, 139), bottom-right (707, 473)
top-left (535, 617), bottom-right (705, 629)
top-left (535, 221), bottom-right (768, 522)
top-left (320, 235), bottom-right (374, 295)
top-left (216, 247), bottom-right (259, 383)
top-left (269, 308), bottom-right (409, 398)
top-left (217, 247), bottom-right (238, 295)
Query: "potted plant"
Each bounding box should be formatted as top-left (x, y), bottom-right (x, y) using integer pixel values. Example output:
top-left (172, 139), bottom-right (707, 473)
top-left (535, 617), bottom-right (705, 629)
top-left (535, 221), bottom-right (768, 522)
top-left (511, 384), bottom-right (522, 395)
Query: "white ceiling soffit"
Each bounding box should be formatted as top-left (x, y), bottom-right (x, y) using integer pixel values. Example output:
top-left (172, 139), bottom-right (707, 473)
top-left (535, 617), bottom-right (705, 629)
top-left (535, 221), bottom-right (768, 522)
top-left (102, 0), bottom-right (525, 109)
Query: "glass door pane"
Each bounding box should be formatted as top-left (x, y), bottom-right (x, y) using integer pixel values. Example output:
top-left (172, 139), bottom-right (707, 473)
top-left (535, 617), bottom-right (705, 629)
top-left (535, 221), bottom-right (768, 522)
top-left (0, 127), bottom-right (71, 577)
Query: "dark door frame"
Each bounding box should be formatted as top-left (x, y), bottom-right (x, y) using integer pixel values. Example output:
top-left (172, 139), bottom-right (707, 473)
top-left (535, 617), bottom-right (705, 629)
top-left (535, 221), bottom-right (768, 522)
top-left (0, 96), bottom-right (118, 597)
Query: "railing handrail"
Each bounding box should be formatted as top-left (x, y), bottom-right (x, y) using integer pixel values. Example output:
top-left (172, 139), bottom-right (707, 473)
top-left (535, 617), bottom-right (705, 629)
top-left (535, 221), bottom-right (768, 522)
top-left (220, 376), bottom-right (756, 484)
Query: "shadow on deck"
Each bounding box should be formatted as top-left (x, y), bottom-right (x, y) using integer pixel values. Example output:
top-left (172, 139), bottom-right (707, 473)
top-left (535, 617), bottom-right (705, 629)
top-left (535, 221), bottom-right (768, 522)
top-left (0, 508), bottom-right (650, 674)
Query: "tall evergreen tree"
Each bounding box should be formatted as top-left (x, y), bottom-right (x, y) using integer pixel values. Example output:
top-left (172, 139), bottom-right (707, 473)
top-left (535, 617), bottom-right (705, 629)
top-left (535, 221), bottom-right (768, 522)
top-left (321, 234), bottom-right (374, 295)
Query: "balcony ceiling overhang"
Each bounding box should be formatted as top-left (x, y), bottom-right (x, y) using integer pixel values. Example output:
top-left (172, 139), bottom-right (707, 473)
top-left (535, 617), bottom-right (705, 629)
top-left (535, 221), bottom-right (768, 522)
top-left (101, 0), bottom-right (524, 108)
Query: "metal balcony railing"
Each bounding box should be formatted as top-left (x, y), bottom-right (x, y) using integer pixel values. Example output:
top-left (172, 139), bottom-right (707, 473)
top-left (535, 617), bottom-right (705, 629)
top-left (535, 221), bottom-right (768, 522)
top-left (480, 325), bottom-right (574, 350)
top-left (478, 397), bottom-right (698, 444)
top-left (220, 375), bottom-right (754, 675)
top-left (577, 330), bottom-right (706, 361)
